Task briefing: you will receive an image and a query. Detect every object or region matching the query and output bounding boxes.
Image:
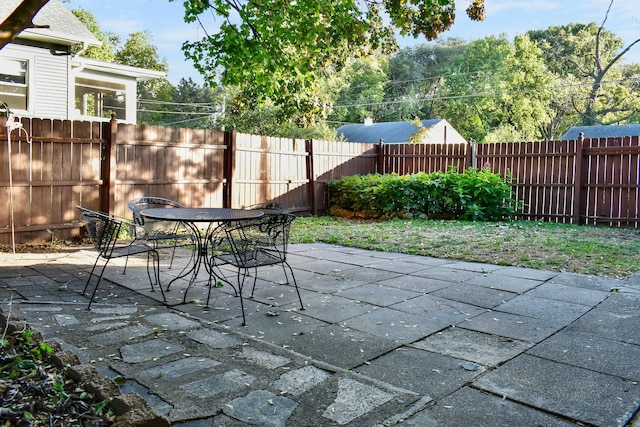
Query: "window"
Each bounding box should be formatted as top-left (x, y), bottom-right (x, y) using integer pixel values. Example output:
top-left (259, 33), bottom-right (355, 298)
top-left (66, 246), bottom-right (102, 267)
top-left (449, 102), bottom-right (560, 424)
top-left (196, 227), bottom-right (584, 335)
top-left (74, 77), bottom-right (126, 120)
top-left (0, 58), bottom-right (28, 111)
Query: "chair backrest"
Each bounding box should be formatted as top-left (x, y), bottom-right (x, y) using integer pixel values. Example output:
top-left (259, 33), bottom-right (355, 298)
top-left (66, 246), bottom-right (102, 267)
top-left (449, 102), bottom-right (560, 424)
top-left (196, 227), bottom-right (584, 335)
top-left (128, 197), bottom-right (185, 225)
top-left (225, 214), bottom-right (295, 265)
top-left (243, 202), bottom-right (285, 216)
top-left (77, 206), bottom-right (122, 258)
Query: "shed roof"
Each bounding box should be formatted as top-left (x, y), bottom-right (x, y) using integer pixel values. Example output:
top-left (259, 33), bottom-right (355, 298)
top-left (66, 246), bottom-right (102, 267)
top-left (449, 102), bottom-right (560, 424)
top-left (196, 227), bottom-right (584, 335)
top-left (338, 119), bottom-right (450, 144)
top-left (561, 124), bottom-right (640, 140)
top-left (0, 0), bottom-right (100, 47)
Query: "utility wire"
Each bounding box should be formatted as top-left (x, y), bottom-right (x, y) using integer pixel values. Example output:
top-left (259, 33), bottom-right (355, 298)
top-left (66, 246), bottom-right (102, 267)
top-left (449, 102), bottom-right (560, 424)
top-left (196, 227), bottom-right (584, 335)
top-left (157, 116), bottom-right (212, 126)
top-left (138, 99), bottom-right (220, 107)
top-left (333, 77), bottom-right (640, 108)
top-left (136, 109), bottom-right (215, 115)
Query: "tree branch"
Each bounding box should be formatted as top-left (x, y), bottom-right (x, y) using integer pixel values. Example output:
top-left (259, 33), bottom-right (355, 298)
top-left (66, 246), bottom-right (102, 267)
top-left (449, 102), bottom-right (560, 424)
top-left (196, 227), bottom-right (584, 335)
top-left (0, 0), bottom-right (50, 51)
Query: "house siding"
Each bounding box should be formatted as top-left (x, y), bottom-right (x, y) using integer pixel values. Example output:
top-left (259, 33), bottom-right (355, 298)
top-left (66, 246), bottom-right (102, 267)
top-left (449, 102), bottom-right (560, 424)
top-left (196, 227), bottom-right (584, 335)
top-left (0, 43), bottom-right (69, 118)
top-left (34, 54), bottom-right (69, 119)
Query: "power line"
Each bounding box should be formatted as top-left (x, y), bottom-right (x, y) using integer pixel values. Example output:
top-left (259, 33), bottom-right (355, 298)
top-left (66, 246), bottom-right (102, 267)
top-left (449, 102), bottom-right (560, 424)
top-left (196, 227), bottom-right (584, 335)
top-left (156, 116), bottom-right (212, 127)
top-left (136, 109), bottom-right (214, 115)
top-left (332, 77), bottom-right (640, 109)
top-left (138, 99), bottom-right (219, 107)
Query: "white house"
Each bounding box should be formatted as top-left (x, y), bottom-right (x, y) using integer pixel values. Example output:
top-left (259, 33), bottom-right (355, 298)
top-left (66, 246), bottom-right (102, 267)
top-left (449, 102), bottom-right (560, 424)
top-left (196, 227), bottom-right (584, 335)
top-left (0, 0), bottom-right (165, 124)
top-left (337, 119), bottom-right (467, 144)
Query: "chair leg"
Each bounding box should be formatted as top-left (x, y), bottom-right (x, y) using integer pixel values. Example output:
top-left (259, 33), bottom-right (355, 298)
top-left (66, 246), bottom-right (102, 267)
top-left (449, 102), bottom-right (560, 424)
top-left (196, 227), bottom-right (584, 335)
top-left (206, 274), bottom-right (214, 308)
top-left (169, 245), bottom-right (177, 268)
top-left (146, 250), bottom-right (166, 302)
top-left (83, 257), bottom-right (101, 295)
top-left (285, 262), bottom-right (305, 311)
top-left (237, 269), bottom-right (250, 326)
top-left (249, 266), bottom-right (259, 298)
top-left (87, 260), bottom-right (110, 310)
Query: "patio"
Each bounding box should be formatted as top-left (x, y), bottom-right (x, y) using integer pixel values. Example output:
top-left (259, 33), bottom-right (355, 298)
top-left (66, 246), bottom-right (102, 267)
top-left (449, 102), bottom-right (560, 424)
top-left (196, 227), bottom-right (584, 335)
top-left (1, 243), bottom-right (639, 426)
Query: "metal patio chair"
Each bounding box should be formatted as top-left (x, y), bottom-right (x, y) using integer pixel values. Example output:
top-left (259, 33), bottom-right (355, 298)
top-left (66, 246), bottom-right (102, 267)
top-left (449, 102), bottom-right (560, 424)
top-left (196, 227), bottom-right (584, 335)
top-left (204, 202), bottom-right (284, 290)
top-left (207, 213), bottom-right (304, 325)
top-left (243, 201), bottom-right (285, 216)
top-left (127, 196), bottom-right (196, 269)
top-left (77, 206), bottom-right (166, 309)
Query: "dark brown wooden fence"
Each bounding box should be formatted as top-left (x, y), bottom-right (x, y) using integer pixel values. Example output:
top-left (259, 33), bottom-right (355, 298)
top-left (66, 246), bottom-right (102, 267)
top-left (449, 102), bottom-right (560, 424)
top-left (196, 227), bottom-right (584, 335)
top-left (2, 116), bottom-right (639, 246)
top-left (477, 137), bottom-right (640, 226)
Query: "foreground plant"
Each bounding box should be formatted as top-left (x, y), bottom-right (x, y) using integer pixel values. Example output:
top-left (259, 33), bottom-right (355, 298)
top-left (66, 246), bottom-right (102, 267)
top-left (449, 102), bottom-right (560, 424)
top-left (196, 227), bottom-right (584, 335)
top-left (1, 324), bottom-right (113, 426)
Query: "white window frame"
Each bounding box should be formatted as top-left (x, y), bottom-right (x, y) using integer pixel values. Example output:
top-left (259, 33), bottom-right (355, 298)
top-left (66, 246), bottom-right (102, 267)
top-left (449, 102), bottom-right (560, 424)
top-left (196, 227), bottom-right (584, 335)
top-left (0, 55), bottom-right (34, 115)
top-left (71, 70), bottom-right (137, 123)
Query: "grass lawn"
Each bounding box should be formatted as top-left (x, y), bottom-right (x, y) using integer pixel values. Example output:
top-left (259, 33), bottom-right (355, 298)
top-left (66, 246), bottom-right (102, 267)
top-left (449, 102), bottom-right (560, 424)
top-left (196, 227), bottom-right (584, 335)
top-left (290, 216), bottom-right (640, 279)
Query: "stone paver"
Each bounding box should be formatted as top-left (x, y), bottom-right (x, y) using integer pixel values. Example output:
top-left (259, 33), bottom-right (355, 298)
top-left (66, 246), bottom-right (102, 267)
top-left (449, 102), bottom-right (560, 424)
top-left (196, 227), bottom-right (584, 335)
top-left (474, 354), bottom-right (640, 427)
top-left (2, 243), bottom-right (639, 426)
top-left (412, 326), bottom-right (532, 367)
top-left (322, 379), bottom-right (395, 425)
top-left (120, 338), bottom-right (185, 363)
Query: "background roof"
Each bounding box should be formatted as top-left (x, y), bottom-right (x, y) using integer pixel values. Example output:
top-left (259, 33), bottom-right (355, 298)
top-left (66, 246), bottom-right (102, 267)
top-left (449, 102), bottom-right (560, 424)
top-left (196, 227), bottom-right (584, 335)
top-left (337, 119), bottom-right (444, 143)
top-left (561, 124), bottom-right (640, 140)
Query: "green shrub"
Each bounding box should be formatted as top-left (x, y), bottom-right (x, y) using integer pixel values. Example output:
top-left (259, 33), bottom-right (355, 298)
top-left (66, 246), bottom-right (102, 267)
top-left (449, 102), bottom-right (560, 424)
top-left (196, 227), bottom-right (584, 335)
top-left (326, 167), bottom-right (522, 221)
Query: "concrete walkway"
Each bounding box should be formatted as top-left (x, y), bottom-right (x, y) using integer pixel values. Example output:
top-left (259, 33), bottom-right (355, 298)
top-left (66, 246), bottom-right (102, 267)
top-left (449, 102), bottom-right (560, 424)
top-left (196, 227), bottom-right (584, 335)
top-left (1, 243), bottom-right (639, 426)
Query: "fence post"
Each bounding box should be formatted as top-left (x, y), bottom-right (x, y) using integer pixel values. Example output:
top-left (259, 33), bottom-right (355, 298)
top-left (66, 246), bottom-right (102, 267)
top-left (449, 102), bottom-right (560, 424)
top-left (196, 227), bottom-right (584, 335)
top-left (572, 133), bottom-right (585, 224)
top-left (223, 126), bottom-right (236, 208)
top-left (100, 114), bottom-right (117, 213)
top-left (305, 139), bottom-right (317, 215)
top-left (377, 138), bottom-right (384, 174)
top-left (468, 138), bottom-right (477, 170)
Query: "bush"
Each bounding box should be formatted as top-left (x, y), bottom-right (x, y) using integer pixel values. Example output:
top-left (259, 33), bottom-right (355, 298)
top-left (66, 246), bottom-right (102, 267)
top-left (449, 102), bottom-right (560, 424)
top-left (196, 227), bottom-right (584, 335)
top-left (326, 168), bottom-right (522, 221)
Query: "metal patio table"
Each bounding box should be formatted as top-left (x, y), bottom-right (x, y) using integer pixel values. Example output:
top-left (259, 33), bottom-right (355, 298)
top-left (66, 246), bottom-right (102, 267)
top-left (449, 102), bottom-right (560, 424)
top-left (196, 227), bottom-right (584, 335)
top-left (140, 207), bottom-right (263, 303)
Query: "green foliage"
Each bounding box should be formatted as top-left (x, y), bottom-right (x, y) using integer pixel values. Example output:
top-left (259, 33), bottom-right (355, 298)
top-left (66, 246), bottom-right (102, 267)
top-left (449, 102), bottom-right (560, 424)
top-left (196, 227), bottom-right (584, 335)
top-left (177, 0), bottom-right (484, 125)
top-left (329, 56), bottom-right (390, 125)
top-left (437, 34), bottom-right (553, 142)
top-left (71, 8), bottom-right (118, 61)
top-left (526, 22), bottom-right (640, 128)
top-left (327, 168), bottom-right (521, 221)
top-left (378, 38), bottom-right (467, 122)
top-left (1, 326), bottom-right (114, 425)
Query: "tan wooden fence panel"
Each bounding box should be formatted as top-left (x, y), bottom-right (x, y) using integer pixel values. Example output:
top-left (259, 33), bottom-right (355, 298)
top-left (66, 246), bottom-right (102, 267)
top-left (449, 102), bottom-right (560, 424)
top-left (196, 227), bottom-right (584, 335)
top-left (310, 140), bottom-right (378, 212)
top-left (113, 123), bottom-right (228, 219)
top-left (0, 117), bottom-right (103, 245)
top-left (233, 133), bottom-right (309, 211)
top-left (311, 140), bottom-right (377, 180)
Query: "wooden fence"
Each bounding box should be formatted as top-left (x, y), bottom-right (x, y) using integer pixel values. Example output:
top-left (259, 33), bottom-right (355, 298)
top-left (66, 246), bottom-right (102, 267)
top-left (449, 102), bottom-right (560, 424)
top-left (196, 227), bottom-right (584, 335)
top-left (1, 116), bottom-right (639, 246)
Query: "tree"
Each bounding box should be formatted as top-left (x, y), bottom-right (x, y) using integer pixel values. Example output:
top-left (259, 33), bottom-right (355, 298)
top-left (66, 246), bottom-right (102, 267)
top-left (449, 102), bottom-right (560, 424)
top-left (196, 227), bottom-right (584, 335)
top-left (0, 0), bottom-right (49, 50)
top-left (528, 0), bottom-right (640, 127)
top-left (114, 31), bottom-right (170, 99)
top-left (582, 1), bottom-right (640, 125)
top-left (382, 38), bottom-right (467, 121)
top-left (71, 8), bottom-right (117, 61)
top-left (439, 35), bottom-right (552, 143)
top-left (177, 0), bottom-right (485, 125)
top-left (328, 55), bottom-right (390, 125)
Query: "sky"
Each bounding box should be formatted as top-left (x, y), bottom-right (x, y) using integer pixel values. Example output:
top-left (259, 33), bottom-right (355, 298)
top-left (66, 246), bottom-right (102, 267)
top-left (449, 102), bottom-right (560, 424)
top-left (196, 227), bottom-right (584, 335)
top-left (67, 0), bottom-right (640, 86)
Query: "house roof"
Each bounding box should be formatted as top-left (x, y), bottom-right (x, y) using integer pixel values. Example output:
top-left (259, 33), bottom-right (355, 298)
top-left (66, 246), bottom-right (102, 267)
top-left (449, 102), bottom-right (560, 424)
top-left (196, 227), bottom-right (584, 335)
top-left (337, 119), bottom-right (461, 144)
top-left (72, 57), bottom-right (166, 82)
top-left (1, 0), bottom-right (100, 47)
top-left (561, 124), bottom-right (640, 140)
